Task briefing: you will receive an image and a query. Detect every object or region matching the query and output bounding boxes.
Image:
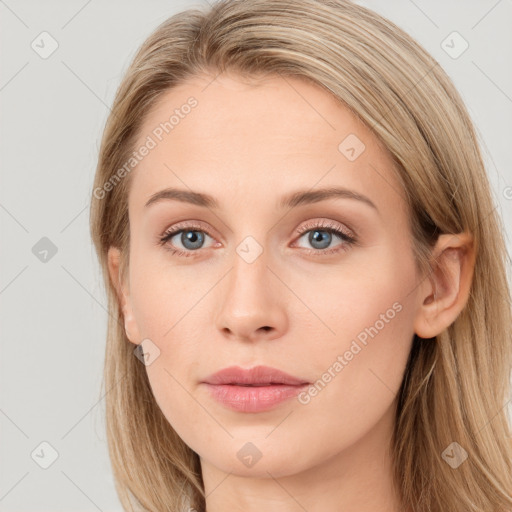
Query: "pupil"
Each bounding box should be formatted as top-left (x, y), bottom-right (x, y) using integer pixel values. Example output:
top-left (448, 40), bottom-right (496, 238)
top-left (182, 230), bottom-right (204, 250)
top-left (310, 230), bottom-right (331, 249)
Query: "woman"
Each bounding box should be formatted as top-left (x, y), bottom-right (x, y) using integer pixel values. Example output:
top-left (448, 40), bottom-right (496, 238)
top-left (89, 0), bottom-right (512, 510)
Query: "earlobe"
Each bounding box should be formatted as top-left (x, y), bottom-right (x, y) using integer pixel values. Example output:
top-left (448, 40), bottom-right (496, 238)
top-left (107, 246), bottom-right (140, 345)
top-left (414, 232), bottom-right (476, 339)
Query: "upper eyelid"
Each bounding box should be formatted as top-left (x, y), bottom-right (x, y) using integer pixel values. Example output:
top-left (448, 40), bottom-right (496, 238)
top-left (296, 219), bottom-right (354, 237)
top-left (161, 220), bottom-right (216, 239)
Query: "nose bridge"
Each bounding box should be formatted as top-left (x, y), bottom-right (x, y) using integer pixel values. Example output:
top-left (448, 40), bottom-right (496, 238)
top-left (225, 216), bottom-right (273, 294)
top-left (227, 237), bottom-right (274, 311)
top-left (214, 233), bottom-right (287, 340)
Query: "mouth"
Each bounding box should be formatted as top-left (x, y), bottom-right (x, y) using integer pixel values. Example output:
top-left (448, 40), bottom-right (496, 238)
top-left (202, 365), bottom-right (309, 386)
top-left (231, 383), bottom-right (287, 386)
top-left (201, 365), bottom-right (310, 413)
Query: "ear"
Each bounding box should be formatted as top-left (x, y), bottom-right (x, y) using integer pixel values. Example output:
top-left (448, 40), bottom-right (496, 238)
top-left (107, 246), bottom-right (141, 345)
top-left (413, 232), bottom-right (476, 339)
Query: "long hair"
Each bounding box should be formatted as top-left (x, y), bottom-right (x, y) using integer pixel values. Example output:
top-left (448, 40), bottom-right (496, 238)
top-left (89, 1), bottom-right (512, 510)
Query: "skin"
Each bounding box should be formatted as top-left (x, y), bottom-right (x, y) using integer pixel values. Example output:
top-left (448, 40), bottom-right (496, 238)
top-left (108, 71), bottom-right (475, 512)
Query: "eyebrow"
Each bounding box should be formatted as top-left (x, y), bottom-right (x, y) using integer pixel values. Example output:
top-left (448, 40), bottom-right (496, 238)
top-left (144, 186), bottom-right (378, 212)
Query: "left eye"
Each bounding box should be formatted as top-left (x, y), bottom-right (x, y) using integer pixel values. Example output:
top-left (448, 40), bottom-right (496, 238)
top-left (295, 227), bottom-right (353, 252)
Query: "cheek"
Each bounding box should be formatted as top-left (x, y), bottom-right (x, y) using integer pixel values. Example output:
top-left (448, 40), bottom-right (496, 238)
top-left (127, 259), bottom-right (210, 428)
top-left (128, 248), bottom-right (199, 340)
top-left (286, 241), bottom-right (412, 372)
top-left (296, 247), bottom-right (418, 431)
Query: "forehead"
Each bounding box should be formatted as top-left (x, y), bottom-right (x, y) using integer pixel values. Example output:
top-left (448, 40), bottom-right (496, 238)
top-left (129, 71), bottom-right (404, 213)
top-left (137, 71), bottom-right (366, 145)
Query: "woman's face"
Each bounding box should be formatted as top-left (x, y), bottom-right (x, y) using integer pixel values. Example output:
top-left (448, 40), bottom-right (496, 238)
top-left (109, 72), bottom-right (425, 479)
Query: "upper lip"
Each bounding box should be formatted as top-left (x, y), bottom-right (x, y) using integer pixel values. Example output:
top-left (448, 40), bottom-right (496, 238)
top-left (202, 365), bottom-right (309, 386)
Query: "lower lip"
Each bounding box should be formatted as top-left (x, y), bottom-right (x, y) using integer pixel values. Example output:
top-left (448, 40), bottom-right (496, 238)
top-left (203, 383), bottom-right (308, 413)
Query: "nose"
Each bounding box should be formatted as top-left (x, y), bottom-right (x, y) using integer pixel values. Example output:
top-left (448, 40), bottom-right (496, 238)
top-left (214, 252), bottom-right (288, 343)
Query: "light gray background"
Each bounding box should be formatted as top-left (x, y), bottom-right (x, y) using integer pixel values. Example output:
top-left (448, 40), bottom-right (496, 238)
top-left (1, 0), bottom-right (511, 510)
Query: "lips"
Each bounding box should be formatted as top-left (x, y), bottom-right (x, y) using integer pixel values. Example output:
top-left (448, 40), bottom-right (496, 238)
top-left (202, 365), bottom-right (309, 386)
top-left (201, 365), bottom-right (310, 413)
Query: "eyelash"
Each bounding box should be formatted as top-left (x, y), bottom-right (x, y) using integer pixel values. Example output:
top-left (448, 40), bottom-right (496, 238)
top-left (158, 219), bottom-right (357, 258)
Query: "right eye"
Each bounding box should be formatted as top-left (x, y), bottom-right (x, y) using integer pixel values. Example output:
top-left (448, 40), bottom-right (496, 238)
top-left (159, 224), bottom-right (216, 257)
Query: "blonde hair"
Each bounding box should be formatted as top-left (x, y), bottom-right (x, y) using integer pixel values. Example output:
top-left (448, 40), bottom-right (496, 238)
top-left (89, 1), bottom-right (512, 510)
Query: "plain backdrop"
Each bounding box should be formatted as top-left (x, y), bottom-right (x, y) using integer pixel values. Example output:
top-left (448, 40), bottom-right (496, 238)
top-left (1, 0), bottom-right (511, 510)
